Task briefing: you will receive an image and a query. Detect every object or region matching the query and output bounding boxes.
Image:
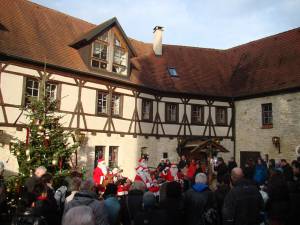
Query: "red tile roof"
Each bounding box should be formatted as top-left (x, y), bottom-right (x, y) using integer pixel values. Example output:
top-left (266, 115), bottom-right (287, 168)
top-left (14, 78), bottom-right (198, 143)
top-left (0, 0), bottom-right (299, 98)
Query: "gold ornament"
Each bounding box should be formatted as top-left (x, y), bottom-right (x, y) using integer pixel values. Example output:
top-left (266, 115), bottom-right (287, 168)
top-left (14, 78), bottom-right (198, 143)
top-left (6, 188), bottom-right (10, 192)
top-left (38, 125), bottom-right (44, 131)
top-left (16, 151), bottom-right (20, 156)
top-left (52, 159), bottom-right (58, 165)
top-left (25, 149), bottom-right (30, 156)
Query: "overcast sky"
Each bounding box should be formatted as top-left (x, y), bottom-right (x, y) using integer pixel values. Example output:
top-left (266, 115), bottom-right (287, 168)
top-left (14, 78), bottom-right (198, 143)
top-left (31, 0), bottom-right (300, 49)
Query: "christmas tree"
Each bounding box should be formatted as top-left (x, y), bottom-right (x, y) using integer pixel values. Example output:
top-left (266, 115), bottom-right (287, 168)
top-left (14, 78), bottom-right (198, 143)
top-left (10, 72), bottom-right (79, 177)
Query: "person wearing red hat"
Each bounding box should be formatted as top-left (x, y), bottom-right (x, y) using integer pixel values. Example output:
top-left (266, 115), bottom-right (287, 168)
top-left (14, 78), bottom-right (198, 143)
top-left (163, 163), bottom-right (182, 182)
top-left (93, 159), bottom-right (107, 186)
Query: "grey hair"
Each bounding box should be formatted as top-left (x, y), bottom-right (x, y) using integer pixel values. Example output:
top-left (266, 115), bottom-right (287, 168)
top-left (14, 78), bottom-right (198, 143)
top-left (80, 178), bottom-right (95, 192)
top-left (62, 206), bottom-right (95, 225)
top-left (0, 161), bottom-right (4, 174)
top-left (35, 166), bottom-right (47, 173)
top-left (195, 173), bottom-right (207, 184)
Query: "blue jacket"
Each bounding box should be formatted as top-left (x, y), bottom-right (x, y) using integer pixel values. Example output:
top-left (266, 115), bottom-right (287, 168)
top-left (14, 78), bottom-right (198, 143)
top-left (254, 164), bottom-right (268, 185)
top-left (104, 196), bottom-right (120, 225)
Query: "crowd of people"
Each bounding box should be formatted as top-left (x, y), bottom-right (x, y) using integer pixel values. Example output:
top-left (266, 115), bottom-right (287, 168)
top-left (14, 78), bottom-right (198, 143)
top-left (0, 155), bottom-right (300, 225)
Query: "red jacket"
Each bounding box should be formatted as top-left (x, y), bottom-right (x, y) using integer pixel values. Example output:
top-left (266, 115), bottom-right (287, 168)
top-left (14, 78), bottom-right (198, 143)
top-left (93, 167), bottom-right (104, 185)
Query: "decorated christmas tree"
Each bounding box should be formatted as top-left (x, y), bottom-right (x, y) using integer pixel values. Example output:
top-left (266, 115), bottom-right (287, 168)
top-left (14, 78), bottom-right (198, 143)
top-left (2, 70), bottom-right (80, 217)
top-left (10, 72), bottom-right (79, 177)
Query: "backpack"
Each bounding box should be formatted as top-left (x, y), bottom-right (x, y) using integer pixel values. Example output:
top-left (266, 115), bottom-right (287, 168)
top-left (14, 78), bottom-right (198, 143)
top-left (54, 186), bottom-right (67, 210)
top-left (201, 193), bottom-right (220, 225)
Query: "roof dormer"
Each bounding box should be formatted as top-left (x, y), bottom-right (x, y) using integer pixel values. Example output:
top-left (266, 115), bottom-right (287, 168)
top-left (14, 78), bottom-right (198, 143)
top-left (70, 17), bottom-right (136, 77)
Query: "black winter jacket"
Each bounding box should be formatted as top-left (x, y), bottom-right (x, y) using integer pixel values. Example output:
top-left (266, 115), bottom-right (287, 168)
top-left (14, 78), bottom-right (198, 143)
top-left (222, 179), bottom-right (263, 225)
top-left (183, 184), bottom-right (216, 225)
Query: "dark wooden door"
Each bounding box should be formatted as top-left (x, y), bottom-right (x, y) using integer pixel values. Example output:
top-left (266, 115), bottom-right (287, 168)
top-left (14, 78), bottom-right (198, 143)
top-left (240, 151), bottom-right (261, 168)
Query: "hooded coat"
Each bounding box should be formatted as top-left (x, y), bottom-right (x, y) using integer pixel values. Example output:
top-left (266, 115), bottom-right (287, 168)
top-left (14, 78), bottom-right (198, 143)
top-left (64, 190), bottom-right (108, 225)
top-left (183, 183), bottom-right (215, 225)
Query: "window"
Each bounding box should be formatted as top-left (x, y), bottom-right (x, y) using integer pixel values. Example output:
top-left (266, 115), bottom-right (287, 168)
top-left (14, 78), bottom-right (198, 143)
top-left (46, 83), bottom-right (57, 100)
top-left (165, 103), bottom-right (178, 123)
top-left (191, 105), bottom-right (204, 124)
top-left (96, 91), bottom-right (122, 116)
top-left (109, 146), bottom-right (118, 168)
top-left (91, 31), bottom-right (128, 76)
top-left (163, 152), bottom-right (168, 159)
top-left (262, 103), bottom-right (273, 127)
top-left (25, 78), bottom-right (39, 105)
top-left (94, 146), bottom-right (105, 168)
top-left (168, 67), bottom-right (178, 77)
top-left (25, 79), bottom-right (58, 106)
top-left (97, 92), bottom-right (108, 114)
top-left (141, 99), bottom-right (153, 121)
top-left (111, 94), bottom-right (121, 116)
top-left (215, 107), bottom-right (227, 125)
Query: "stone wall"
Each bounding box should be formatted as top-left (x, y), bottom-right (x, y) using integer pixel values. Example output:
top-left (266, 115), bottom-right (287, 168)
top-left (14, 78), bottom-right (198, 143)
top-left (235, 92), bottom-right (300, 165)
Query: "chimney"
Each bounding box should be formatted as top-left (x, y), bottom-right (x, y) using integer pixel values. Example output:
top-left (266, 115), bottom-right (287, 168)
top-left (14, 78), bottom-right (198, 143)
top-left (153, 26), bottom-right (164, 56)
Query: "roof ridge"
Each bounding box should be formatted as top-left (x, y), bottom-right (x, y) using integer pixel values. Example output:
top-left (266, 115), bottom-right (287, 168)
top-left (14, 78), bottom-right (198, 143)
top-left (226, 26), bottom-right (300, 51)
top-left (26, 0), bottom-right (96, 27)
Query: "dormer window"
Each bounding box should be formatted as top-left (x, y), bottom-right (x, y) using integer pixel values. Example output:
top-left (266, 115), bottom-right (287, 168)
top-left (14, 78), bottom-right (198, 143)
top-left (91, 30), bottom-right (128, 76)
top-left (168, 67), bottom-right (178, 77)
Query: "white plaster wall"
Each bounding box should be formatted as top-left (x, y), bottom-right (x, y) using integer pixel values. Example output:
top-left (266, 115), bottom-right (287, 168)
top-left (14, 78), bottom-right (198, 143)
top-left (123, 96), bottom-right (135, 119)
top-left (0, 127), bottom-right (27, 175)
top-left (1, 73), bottom-right (24, 105)
top-left (60, 84), bottom-right (78, 111)
top-left (5, 65), bottom-right (40, 77)
top-left (81, 88), bottom-right (96, 114)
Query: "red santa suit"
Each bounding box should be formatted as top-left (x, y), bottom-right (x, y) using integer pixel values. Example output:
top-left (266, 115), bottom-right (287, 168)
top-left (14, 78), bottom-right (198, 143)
top-left (93, 159), bottom-right (107, 186)
top-left (134, 158), bottom-right (152, 188)
top-left (163, 164), bottom-right (182, 182)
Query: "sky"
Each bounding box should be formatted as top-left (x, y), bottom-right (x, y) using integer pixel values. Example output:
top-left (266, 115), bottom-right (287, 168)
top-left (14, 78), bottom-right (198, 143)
top-left (31, 0), bottom-right (300, 49)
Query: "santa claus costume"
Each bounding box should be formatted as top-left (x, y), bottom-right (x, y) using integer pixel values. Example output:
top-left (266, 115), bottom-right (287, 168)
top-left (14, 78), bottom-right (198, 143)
top-left (93, 159), bottom-right (107, 186)
top-left (134, 158), bottom-right (152, 188)
top-left (162, 163), bottom-right (182, 182)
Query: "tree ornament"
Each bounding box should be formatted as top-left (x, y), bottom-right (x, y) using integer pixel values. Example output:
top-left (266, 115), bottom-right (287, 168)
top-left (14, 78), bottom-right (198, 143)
top-left (52, 159), bottom-right (58, 165)
top-left (16, 151), bottom-right (20, 156)
top-left (38, 125), bottom-right (44, 131)
top-left (25, 149), bottom-right (30, 156)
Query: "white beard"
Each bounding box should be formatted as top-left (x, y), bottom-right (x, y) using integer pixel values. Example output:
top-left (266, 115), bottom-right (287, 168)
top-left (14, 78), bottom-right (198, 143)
top-left (99, 165), bottom-right (107, 175)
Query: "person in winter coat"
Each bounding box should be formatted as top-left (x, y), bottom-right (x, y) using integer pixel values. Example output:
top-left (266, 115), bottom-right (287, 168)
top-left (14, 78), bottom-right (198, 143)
top-left (103, 183), bottom-right (121, 225)
top-left (215, 173), bottom-right (231, 221)
top-left (160, 181), bottom-right (184, 225)
top-left (223, 168), bottom-right (263, 225)
top-left (183, 173), bottom-right (216, 225)
top-left (216, 157), bottom-right (229, 183)
top-left (227, 157), bottom-right (237, 173)
top-left (119, 181), bottom-right (146, 225)
top-left (64, 178), bottom-right (109, 225)
top-left (253, 158), bottom-right (268, 186)
top-left (266, 171), bottom-right (290, 225)
top-left (24, 166), bottom-right (47, 194)
top-left (62, 205), bottom-right (95, 225)
top-left (280, 159), bottom-right (293, 182)
top-left (134, 192), bottom-right (167, 225)
top-left (287, 161), bottom-right (300, 225)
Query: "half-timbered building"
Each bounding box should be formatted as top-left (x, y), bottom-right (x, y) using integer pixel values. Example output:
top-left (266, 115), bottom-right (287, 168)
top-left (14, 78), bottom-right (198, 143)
top-left (0, 0), bottom-right (299, 178)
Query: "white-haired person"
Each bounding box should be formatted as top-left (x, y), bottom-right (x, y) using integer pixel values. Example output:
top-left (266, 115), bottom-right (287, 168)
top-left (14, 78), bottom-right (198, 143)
top-left (62, 205), bottom-right (95, 225)
top-left (183, 173), bottom-right (217, 225)
top-left (64, 178), bottom-right (109, 225)
top-left (24, 166), bottom-right (47, 194)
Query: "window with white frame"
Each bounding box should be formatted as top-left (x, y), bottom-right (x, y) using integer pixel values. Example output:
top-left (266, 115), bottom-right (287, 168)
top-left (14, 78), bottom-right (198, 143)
top-left (262, 103), bottom-right (273, 127)
top-left (191, 104), bottom-right (204, 124)
top-left (215, 107), bottom-right (228, 125)
top-left (97, 92), bottom-right (108, 114)
top-left (165, 103), bottom-right (178, 123)
top-left (141, 99), bottom-right (153, 121)
top-left (25, 78), bottom-right (39, 105)
top-left (91, 30), bottom-right (128, 76)
top-left (46, 83), bottom-right (57, 100)
top-left (111, 94), bottom-right (121, 116)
